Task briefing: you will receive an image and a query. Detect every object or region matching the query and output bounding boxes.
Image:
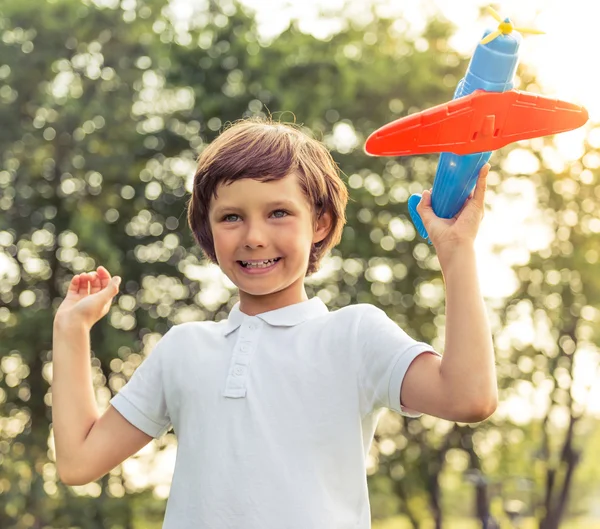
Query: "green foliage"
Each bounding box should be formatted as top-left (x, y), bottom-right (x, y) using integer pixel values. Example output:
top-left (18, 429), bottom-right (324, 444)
top-left (1, 0), bottom-right (599, 527)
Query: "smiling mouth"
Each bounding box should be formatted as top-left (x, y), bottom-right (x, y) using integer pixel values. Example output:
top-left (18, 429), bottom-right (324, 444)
top-left (237, 257), bottom-right (282, 268)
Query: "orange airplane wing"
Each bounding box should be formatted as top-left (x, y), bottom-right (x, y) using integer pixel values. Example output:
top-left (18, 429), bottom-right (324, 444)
top-left (365, 89), bottom-right (588, 156)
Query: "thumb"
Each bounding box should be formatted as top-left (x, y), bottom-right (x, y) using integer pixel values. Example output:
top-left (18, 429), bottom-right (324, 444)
top-left (107, 276), bottom-right (121, 296)
top-left (417, 189), bottom-right (434, 221)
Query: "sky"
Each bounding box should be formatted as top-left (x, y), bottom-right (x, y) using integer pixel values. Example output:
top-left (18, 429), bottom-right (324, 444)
top-left (233, 0), bottom-right (600, 122)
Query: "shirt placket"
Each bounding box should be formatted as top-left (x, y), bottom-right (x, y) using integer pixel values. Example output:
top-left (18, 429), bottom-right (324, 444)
top-left (223, 316), bottom-right (262, 398)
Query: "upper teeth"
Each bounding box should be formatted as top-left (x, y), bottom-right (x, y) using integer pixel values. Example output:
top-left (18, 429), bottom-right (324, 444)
top-left (242, 258), bottom-right (278, 267)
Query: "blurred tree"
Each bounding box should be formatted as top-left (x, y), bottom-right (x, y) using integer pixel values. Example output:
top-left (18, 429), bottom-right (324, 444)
top-left (1, 0), bottom-right (599, 527)
top-left (487, 82), bottom-right (600, 526)
top-left (0, 0), bottom-right (182, 527)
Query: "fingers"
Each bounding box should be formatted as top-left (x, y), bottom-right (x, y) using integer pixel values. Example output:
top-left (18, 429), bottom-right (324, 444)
top-left (97, 266), bottom-right (110, 288)
top-left (476, 163), bottom-right (489, 187)
top-left (89, 269), bottom-right (107, 294)
top-left (70, 268), bottom-right (119, 295)
top-left (97, 268), bottom-right (121, 294)
top-left (69, 274), bottom-right (81, 294)
top-left (474, 163), bottom-right (490, 205)
top-left (79, 273), bottom-right (92, 295)
top-left (95, 267), bottom-right (121, 293)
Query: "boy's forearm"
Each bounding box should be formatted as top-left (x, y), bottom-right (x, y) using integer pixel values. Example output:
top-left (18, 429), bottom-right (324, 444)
top-left (438, 244), bottom-right (498, 417)
top-left (51, 318), bottom-right (99, 480)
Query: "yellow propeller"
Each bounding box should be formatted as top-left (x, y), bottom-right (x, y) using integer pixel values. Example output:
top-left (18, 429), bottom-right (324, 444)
top-left (481, 6), bottom-right (545, 45)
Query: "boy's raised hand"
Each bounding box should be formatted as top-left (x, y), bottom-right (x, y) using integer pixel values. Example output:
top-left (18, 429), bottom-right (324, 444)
top-left (416, 163), bottom-right (490, 254)
top-left (54, 266), bottom-right (121, 330)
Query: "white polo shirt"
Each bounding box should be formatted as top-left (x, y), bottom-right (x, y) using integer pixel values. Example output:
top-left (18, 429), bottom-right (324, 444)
top-left (109, 297), bottom-right (440, 529)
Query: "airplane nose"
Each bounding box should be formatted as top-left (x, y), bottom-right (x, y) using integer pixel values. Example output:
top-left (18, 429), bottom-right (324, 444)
top-left (469, 30), bottom-right (520, 91)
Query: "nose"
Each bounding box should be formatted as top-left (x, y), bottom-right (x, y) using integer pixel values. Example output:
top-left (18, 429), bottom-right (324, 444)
top-left (242, 220), bottom-right (267, 249)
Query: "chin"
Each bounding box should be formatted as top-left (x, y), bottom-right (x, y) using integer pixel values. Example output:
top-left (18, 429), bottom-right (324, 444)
top-left (238, 284), bottom-right (283, 297)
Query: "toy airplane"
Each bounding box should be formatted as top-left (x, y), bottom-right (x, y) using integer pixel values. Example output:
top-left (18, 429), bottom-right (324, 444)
top-left (364, 7), bottom-right (588, 244)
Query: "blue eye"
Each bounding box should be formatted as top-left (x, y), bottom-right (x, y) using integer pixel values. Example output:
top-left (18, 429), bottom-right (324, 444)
top-left (221, 210), bottom-right (289, 222)
top-left (272, 209), bottom-right (289, 218)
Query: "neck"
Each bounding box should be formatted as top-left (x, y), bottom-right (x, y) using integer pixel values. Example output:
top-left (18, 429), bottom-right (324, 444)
top-left (238, 279), bottom-right (308, 316)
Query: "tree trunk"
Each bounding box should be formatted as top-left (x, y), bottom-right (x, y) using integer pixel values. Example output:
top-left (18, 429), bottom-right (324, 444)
top-left (464, 433), bottom-right (494, 527)
top-left (539, 415), bottom-right (582, 529)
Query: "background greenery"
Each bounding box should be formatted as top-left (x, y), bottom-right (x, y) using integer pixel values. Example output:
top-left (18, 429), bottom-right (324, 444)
top-left (1, 0), bottom-right (599, 527)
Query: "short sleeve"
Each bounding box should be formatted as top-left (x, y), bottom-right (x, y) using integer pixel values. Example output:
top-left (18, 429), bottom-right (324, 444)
top-left (109, 328), bottom-right (174, 439)
top-left (356, 305), bottom-right (441, 418)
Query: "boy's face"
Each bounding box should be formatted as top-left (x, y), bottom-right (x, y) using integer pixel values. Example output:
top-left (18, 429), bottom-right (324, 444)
top-left (208, 172), bottom-right (330, 307)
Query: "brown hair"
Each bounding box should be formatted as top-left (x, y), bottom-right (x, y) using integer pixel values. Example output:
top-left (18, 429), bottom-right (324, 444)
top-left (187, 117), bottom-right (349, 275)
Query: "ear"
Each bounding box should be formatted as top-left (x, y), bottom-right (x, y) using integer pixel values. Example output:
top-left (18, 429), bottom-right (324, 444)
top-left (312, 210), bottom-right (333, 245)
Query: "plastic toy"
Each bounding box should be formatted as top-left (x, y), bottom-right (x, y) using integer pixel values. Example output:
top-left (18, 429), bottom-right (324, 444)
top-left (364, 7), bottom-right (589, 243)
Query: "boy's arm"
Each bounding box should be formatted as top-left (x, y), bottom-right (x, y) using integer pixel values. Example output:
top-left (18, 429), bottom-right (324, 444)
top-left (52, 318), bottom-right (153, 485)
top-left (400, 243), bottom-right (498, 422)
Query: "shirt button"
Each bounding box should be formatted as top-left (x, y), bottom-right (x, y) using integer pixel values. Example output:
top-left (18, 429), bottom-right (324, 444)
top-left (248, 324), bottom-right (256, 330)
top-left (240, 344), bottom-right (250, 352)
top-left (234, 366), bottom-right (244, 376)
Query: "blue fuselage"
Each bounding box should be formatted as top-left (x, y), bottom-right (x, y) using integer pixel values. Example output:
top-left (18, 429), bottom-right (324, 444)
top-left (408, 29), bottom-right (522, 241)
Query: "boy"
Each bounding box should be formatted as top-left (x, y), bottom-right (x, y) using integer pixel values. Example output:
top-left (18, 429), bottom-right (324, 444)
top-left (52, 118), bottom-right (497, 528)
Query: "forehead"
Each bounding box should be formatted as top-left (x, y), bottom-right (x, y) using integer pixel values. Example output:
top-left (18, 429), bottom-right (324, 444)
top-left (210, 172), bottom-right (309, 209)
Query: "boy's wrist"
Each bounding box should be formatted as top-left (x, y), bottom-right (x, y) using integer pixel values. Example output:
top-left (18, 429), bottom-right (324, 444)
top-left (436, 240), bottom-right (476, 269)
top-left (54, 313), bottom-right (91, 333)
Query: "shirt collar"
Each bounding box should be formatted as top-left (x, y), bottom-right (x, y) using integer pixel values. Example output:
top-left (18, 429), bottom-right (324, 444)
top-left (222, 297), bottom-right (328, 336)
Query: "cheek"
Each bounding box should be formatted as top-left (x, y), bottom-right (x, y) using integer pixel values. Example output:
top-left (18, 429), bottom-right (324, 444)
top-left (211, 229), bottom-right (233, 256)
top-left (284, 226), bottom-right (314, 256)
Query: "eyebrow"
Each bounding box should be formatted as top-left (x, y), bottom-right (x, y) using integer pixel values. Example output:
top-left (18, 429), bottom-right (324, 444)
top-left (212, 200), bottom-right (299, 217)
